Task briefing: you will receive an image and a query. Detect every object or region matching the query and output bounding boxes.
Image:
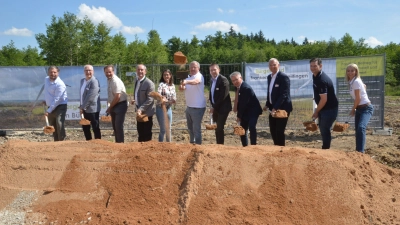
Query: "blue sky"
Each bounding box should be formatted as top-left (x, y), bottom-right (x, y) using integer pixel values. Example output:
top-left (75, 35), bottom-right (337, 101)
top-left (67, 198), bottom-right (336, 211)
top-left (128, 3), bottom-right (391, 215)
top-left (1, 0), bottom-right (399, 50)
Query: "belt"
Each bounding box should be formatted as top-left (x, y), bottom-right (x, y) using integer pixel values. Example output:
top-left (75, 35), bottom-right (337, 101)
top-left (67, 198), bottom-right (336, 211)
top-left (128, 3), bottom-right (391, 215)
top-left (48, 104), bottom-right (67, 109)
top-left (117, 100), bottom-right (127, 105)
top-left (356, 103), bottom-right (370, 109)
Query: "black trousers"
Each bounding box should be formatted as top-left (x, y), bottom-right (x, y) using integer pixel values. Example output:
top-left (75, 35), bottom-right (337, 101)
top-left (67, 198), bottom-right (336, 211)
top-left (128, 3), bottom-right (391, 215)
top-left (240, 115), bottom-right (259, 147)
top-left (111, 101), bottom-right (127, 143)
top-left (212, 111), bottom-right (229, 144)
top-left (82, 111), bottom-right (101, 140)
top-left (137, 116), bottom-right (153, 142)
top-left (269, 112), bottom-right (290, 146)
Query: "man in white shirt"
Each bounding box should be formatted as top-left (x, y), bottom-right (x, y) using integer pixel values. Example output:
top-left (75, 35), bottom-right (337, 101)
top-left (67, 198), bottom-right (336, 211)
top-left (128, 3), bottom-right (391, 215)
top-left (105, 65), bottom-right (128, 143)
top-left (44, 66), bottom-right (68, 141)
top-left (179, 61), bottom-right (206, 144)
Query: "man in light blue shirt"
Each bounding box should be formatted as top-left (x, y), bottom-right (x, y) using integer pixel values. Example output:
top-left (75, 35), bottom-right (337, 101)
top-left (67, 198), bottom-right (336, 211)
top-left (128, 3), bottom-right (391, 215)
top-left (44, 66), bottom-right (68, 141)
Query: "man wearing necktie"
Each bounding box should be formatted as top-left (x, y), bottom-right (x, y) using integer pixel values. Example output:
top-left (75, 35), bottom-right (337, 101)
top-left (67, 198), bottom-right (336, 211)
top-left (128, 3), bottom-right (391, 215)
top-left (209, 63), bottom-right (232, 144)
top-left (263, 58), bottom-right (293, 146)
top-left (132, 64), bottom-right (156, 142)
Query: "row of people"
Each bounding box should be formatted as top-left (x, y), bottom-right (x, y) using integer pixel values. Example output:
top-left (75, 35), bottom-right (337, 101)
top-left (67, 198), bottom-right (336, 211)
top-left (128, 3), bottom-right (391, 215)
top-left (43, 58), bottom-right (373, 153)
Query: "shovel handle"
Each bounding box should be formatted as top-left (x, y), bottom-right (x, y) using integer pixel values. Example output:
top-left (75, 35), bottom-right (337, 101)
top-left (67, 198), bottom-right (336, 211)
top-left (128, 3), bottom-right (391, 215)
top-left (210, 113), bottom-right (213, 124)
top-left (45, 115), bottom-right (50, 126)
top-left (81, 113), bottom-right (85, 119)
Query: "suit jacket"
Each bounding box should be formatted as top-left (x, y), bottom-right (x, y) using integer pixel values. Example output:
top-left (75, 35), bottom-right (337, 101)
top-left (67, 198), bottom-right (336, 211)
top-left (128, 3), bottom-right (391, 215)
top-left (134, 77), bottom-right (156, 117)
top-left (266, 71), bottom-right (293, 113)
top-left (237, 81), bottom-right (263, 120)
top-left (80, 76), bottom-right (100, 113)
top-left (209, 75), bottom-right (232, 115)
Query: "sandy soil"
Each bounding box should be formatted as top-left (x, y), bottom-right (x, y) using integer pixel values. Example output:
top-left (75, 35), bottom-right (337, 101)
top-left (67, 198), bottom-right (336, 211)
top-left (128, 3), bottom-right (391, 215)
top-left (1, 140), bottom-right (399, 224)
top-left (0, 96), bottom-right (399, 224)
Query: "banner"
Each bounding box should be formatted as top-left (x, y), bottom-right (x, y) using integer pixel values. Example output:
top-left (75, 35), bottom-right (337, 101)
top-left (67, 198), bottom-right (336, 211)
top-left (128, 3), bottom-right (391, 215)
top-left (245, 59), bottom-right (337, 100)
top-left (245, 55), bottom-right (385, 128)
top-left (335, 56), bottom-right (385, 127)
top-left (66, 101), bottom-right (108, 120)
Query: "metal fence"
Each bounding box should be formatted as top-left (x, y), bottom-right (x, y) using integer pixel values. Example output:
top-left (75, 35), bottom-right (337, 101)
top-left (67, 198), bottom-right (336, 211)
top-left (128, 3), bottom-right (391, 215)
top-left (116, 63), bottom-right (311, 131)
top-left (0, 55), bottom-right (385, 131)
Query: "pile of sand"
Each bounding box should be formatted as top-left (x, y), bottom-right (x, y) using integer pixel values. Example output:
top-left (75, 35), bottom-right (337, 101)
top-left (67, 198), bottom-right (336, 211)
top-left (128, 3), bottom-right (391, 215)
top-left (0, 139), bottom-right (399, 224)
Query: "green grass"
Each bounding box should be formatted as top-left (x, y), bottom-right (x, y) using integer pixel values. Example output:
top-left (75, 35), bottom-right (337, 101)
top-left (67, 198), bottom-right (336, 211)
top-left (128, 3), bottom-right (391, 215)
top-left (31, 106), bottom-right (46, 115)
top-left (385, 85), bottom-right (400, 96)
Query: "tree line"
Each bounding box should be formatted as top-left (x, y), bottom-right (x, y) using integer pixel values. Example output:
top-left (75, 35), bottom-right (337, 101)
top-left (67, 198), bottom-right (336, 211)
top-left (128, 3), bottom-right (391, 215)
top-left (1, 12), bottom-right (400, 86)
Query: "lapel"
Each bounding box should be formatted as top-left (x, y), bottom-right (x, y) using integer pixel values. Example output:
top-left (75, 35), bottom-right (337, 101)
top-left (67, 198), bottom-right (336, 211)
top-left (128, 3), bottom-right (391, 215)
top-left (238, 82), bottom-right (245, 98)
top-left (267, 75), bottom-right (271, 92)
top-left (134, 77), bottom-right (147, 101)
top-left (135, 77), bottom-right (147, 91)
top-left (237, 82), bottom-right (246, 109)
top-left (82, 78), bottom-right (91, 97)
top-left (275, 71), bottom-right (280, 84)
top-left (216, 75), bottom-right (221, 86)
top-left (270, 72), bottom-right (280, 95)
top-left (214, 75), bottom-right (221, 93)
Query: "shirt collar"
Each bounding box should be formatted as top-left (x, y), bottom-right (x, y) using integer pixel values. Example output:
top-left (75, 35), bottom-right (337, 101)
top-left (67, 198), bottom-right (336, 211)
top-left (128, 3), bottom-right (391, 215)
top-left (49, 76), bottom-right (59, 84)
top-left (188, 71), bottom-right (201, 78)
top-left (137, 76), bottom-right (146, 83)
top-left (314, 70), bottom-right (322, 78)
top-left (211, 74), bottom-right (219, 82)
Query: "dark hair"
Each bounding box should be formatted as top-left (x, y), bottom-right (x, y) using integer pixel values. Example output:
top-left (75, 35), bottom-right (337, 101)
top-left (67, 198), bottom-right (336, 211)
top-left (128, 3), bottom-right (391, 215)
top-left (159, 69), bottom-right (174, 85)
top-left (209, 63), bottom-right (220, 69)
top-left (309, 58), bottom-right (322, 65)
top-left (104, 64), bottom-right (114, 71)
top-left (47, 66), bottom-right (59, 72)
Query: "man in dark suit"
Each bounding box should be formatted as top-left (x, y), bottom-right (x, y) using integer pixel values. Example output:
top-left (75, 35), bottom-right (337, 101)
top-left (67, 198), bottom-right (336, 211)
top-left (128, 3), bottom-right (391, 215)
top-left (80, 64), bottom-right (101, 140)
top-left (230, 71), bottom-right (263, 147)
top-left (209, 63), bottom-right (232, 144)
top-left (131, 64), bottom-right (156, 142)
top-left (263, 58), bottom-right (293, 146)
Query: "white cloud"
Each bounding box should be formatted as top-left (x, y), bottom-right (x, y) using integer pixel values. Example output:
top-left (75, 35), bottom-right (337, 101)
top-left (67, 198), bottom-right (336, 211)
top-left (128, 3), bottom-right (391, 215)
top-left (3, 27), bottom-right (33, 36)
top-left (217, 8), bottom-right (235, 14)
top-left (78, 4), bottom-right (123, 29)
top-left (195, 21), bottom-right (242, 32)
top-left (364, 36), bottom-right (383, 48)
top-left (298, 35), bottom-right (306, 40)
top-left (297, 35), bottom-right (315, 44)
top-left (120, 26), bottom-right (145, 35)
top-left (77, 4), bottom-right (144, 35)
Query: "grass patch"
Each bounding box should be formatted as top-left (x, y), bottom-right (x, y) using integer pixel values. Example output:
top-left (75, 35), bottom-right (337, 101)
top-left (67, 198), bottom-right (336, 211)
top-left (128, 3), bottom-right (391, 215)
top-left (385, 85), bottom-right (400, 96)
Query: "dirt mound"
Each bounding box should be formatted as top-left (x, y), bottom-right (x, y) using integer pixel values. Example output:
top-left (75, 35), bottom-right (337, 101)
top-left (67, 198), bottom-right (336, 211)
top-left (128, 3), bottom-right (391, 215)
top-left (0, 140), bottom-right (399, 224)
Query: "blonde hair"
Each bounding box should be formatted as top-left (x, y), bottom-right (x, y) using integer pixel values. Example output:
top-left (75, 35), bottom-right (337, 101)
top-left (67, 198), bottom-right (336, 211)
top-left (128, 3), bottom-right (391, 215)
top-left (345, 63), bottom-right (360, 82)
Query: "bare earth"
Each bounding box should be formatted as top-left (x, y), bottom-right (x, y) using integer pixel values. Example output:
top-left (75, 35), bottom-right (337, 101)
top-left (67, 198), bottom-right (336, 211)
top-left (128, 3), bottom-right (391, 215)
top-left (0, 96), bottom-right (399, 224)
